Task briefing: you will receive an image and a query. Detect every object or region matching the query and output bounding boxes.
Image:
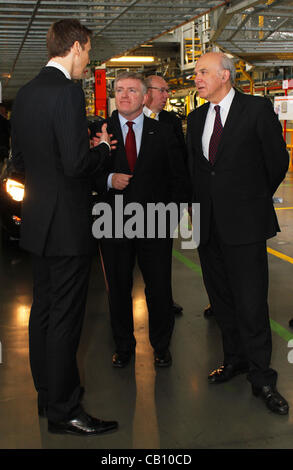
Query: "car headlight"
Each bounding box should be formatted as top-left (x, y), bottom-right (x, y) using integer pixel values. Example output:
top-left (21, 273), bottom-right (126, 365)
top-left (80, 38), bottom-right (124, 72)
top-left (6, 179), bottom-right (25, 202)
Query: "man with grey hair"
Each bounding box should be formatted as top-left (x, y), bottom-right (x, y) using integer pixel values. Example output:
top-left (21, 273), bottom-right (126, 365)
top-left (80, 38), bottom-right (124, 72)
top-left (95, 71), bottom-right (190, 369)
top-left (187, 51), bottom-right (289, 415)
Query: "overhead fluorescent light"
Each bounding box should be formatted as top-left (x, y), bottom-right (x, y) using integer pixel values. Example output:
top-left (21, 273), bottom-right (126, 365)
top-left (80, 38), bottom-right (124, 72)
top-left (110, 56), bottom-right (155, 63)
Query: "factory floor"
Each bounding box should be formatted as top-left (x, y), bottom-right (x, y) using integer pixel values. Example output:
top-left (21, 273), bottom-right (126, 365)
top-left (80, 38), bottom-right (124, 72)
top-left (1, 172), bottom-right (293, 455)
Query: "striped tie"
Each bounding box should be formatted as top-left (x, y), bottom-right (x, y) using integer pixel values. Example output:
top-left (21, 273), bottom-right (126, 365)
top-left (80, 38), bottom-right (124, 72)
top-left (208, 105), bottom-right (223, 165)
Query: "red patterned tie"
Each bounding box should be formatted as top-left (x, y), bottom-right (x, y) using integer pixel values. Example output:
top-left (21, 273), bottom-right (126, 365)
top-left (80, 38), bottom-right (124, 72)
top-left (125, 121), bottom-right (137, 172)
top-left (208, 105), bottom-right (223, 165)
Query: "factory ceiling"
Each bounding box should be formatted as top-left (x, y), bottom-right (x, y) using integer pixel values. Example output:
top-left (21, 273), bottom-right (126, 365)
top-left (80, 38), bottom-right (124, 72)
top-left (0, 0), bottom-right (293, 101)
top-left (212, 0), bottom-right (293, 68)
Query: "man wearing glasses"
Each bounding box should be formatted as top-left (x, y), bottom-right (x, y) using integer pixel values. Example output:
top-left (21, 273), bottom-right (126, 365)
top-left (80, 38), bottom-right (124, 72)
top-left (144, 75), bottom-right (187, 317)
top-left (144, 75), bottom-right (186, 164)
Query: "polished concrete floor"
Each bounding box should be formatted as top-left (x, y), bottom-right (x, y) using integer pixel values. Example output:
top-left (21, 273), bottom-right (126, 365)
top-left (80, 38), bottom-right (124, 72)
top-left (1, 173), bottom-right (293, 451)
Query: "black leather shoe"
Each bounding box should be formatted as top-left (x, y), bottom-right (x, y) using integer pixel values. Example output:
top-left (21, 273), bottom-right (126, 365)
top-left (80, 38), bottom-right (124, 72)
top-left (154, 350), bottom-right (172, 368)
top-left (208, 363), bottom-right (249, 384)
top-left (173, 302), bottom-right (183, 316)
top-left (252, 385), bottom-right (289, 415)
top-left (48, 410), bottom-right (118, 436)
top-left (203, 304), bottom-right (214, 318)
top-left (112, 351), bottom-right (133, 368)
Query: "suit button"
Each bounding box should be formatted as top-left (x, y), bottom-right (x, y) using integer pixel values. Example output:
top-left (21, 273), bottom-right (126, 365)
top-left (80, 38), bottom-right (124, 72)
top-left (211, 171), bottom-right (216, 176)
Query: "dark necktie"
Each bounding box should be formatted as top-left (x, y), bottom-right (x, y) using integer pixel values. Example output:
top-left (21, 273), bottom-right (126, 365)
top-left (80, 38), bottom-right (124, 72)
top-left (125, 121), bottom-right (137, 172)
top-left (208, 105), bottom-right (223, 165)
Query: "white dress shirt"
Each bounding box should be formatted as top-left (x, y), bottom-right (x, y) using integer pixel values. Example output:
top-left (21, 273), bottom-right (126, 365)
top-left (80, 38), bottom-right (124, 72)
top-left (202, 87), bottom-right (235, 160)
top-left (143, 106), bottom-right (158, 120)
top-left (46, 60), bottom-right (71, 79)
top-left (118, 111), bottom-right (144, 155)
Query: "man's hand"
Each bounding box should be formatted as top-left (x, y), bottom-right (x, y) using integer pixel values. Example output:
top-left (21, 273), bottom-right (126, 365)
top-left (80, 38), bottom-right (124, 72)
top-left (92, 123), bottom-right (118, 151)
top-left (112, 173), bottom-right (133, 190)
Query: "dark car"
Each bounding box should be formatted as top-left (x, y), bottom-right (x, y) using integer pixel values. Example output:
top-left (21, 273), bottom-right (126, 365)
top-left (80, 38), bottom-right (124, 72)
top-left (0, 159), bottom-right (24, 242)
top-left (0, 156), bottom-right (102, 244)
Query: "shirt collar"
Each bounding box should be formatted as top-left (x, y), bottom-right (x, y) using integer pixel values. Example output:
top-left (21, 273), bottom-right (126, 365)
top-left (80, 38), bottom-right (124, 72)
top-left (46, 60), bottom-right (71, 80)
top-left (118, 111), bottom-right (144, 129)
top-left (210, 87), bottom-right (235, 112)
top-left (143, 106), bottom-right (157, 119)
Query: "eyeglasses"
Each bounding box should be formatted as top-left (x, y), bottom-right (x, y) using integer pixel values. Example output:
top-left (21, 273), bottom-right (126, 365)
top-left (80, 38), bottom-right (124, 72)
top-left (148, 86), bottom-right (170, 94)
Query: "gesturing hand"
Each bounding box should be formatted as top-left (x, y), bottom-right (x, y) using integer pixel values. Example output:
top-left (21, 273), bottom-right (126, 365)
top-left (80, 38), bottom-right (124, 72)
top-left (92, 123), bottom-right (118, 151)
top-left (112, 173), bottom-right (133, 190)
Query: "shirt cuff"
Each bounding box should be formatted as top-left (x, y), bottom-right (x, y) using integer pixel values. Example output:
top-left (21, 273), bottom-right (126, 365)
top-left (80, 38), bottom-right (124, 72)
top-left (99, 140), bottom-right (111, 150)
top-left (107, 173), bottom-right (114, 190)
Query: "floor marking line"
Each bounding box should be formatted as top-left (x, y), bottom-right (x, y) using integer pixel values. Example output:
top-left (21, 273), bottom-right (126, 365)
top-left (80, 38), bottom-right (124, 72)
top-left (275, 207), bottom-right (293, 210)
top-left (173, 248), bottom-right (293, 343)
top-left (267, 246), bottom-right (293, 265)
top-left (270, 319), bottom-right (293, 342)
top-left (172, 249), bottom-right (202, 275)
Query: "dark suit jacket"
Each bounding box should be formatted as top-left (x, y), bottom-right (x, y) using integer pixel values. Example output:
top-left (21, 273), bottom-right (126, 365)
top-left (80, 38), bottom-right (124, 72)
top-left (158, 110), bottom-right (187, 162)
top-left (94, 110), bottom-right (191, 238)
top-left (11, 66), bottom-right (109, 256)
top-left (0, 114), bottom-right (10, 154)
top-left (187, 89), bottom-right (289, 245)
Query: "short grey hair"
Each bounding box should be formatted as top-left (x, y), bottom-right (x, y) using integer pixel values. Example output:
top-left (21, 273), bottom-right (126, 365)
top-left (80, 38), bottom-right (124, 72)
top-left (220, 54), bottom-right (236, 84)
top-left (114, 71), bottom-right (147, 94)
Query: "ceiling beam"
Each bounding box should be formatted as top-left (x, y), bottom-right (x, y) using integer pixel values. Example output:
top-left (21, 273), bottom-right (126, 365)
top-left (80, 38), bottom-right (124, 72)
top-left (4, 0), bottom-right (42, 87)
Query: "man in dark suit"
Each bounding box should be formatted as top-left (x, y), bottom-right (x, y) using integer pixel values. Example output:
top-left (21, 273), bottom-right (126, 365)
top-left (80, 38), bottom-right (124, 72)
top-left (94, 72), bottom-right (190, 369)
top-left (187, 51), bottom-right (289, 415)
top-left (144, 75), bottom-right (186, 159)
top-left (143, 75), bottom-right (187, 317)
top-left (11, 19), bottom-right (118, 435)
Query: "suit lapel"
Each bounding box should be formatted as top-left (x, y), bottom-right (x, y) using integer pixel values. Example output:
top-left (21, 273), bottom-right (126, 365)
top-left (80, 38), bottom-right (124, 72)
top-left (133, 115), bottom-right (154, 173)
top-left (110, 110), bottom-right (124, 146)
top-left (198, 104), bottom-right (209, 148)
top-left (194, 103), bottom-right (210, 167)
top-left (138, 115), bottom-right (153, 157)
top-left (110, 110), bottom-right (130, 171)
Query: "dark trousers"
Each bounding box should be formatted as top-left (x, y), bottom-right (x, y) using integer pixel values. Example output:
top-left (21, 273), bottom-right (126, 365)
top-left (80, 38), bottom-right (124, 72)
top-left (198, 220), bottom-right (277, 388)
top-left (100, 238), bottom-right (174, 354)
top-left (29, 254), bottom-right (92, 422)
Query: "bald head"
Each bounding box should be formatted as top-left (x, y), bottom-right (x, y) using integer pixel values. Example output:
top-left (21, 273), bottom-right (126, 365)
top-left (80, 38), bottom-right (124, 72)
top-left (194, 52), bottom-right (235, 103)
